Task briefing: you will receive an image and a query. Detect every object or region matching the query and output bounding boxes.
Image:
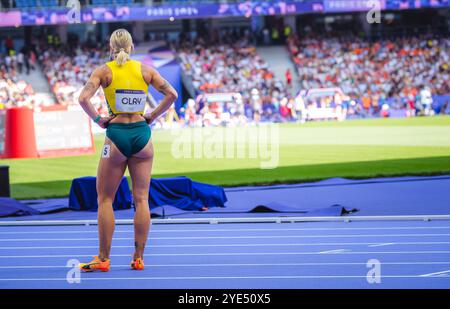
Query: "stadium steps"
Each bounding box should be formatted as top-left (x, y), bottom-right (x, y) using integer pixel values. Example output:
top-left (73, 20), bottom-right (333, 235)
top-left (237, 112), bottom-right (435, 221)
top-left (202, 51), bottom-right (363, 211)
top-left (18, 66), bottom-right (56, 106)
top-left (256, 45), bottom-right (301, 96)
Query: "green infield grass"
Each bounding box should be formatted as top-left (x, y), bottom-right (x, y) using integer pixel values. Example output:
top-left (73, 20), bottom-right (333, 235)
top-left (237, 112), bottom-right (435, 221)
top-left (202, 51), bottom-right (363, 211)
top-left (3, 116), bottom-right (450, 199)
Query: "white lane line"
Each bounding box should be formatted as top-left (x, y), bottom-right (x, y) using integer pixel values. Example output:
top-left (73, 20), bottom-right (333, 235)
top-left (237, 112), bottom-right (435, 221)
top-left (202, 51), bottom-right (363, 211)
top-left (0, 275), bottom-right (444, 281)
top-left (3, 261), bottom-right (450, 269)
top-left (0, 245), bottom-right (121, 249)
top-left (420, 270), bottom-right (450, 277)
top-left (2, 226), bottom-right (450, 234)
top-left (369, 243), bottom-right (395, 247)
top-left (3, 241), bottom-right (450, 250)
top-left (1, 250), bottom-right (450, 258)
top-left (319, 249), bottom-right (349, 254)
top-left (2, 233), bottom-right (450, 241)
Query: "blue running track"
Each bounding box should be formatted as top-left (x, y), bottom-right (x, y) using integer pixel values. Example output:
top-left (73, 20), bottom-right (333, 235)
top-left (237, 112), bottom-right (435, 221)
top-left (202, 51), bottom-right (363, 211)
top-left (0, 220), bottom-right (449, 289)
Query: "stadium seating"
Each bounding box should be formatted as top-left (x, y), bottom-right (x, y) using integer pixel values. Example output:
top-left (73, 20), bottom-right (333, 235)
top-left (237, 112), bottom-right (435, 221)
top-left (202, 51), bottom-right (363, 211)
top-left (0, 76), bottom-right (37, 109)
top-left (90, 0), bottom-right (113, 6)
top-left (14, 0), bottom-right (37, 8)
top-left (39, 46), bottom-right (108, 112)
top-left (90, 0), bottom-right (135, 6)
top-left (115, 0), bottom-right (130, 4)
top-left (286, 34), bottom-right (449, 111)
top-left (14, 0), bottom-right (59, 8)
top-left (39, 0), bottom-right (58, 7)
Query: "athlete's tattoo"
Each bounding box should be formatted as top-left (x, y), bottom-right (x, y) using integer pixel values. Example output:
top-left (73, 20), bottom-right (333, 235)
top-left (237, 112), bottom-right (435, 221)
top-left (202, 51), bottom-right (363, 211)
top-left (157, 79), bottom-right (171, 95)
top-left (81, 81), bottom-right (97, 98)
top-left (135, 241), bottom-right (146, 250)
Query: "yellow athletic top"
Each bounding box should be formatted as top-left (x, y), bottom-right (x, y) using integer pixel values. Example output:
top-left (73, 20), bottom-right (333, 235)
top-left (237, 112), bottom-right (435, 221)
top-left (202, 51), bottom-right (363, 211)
top-left (103, 59), bottom-right (148, 115)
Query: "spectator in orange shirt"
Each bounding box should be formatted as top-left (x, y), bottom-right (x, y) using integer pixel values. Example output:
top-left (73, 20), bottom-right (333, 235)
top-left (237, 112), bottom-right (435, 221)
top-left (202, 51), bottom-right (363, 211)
top-left (362, 96), bottom-right (371, 114)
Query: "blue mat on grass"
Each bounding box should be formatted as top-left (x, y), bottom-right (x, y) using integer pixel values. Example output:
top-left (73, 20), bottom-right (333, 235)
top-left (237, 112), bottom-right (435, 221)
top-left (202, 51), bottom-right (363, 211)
top-left (3, 175), bottom-right (449, 220)
top-left (0, 198), bottom-right (39, 217)
top-left (20, 198), bottom-right (68, 214)
top-left (149, 202), bottom-right (356, 218)
top-left (149, 177), bottom-right (227, 211)
top-left (69, 176), bottom-right (132, 211)
top-left (69, 176), bottom-right (227, 212)
top-left (0, 176), bottom-right (228, 218)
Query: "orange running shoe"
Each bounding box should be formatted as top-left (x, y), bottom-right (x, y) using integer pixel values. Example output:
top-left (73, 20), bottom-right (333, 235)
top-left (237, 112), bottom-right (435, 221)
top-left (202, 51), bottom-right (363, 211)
top-left (79, 256), bottom-right (110, 272)
top-left (130, 258), bottom-right (144, 270)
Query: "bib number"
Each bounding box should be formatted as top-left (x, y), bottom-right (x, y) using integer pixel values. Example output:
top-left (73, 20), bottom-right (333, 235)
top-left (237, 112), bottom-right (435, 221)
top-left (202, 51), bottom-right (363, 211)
top-left (115, 89), bottom-right (146, 113)
top-left (102, 144), bottom-right (110, 158)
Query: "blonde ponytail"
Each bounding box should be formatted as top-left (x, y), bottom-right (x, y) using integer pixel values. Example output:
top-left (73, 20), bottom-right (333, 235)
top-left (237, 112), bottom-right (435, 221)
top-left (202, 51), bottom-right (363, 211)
top-left (115, 48), bottom-right (130, 66)
top-left (109, 29), bottom-right (133, 66)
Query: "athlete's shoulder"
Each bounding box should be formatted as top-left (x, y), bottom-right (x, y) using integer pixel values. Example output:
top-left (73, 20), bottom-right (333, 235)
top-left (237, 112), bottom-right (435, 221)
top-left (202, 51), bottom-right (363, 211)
top-left (92, 64), bottom-right (111, 78)
top-left (140, 62), bottom-right (156, 84)
top-left (92, 64), bottom-right (112, 87)
top-left (139, 60), bottom-right (151, 70)
top-left (104, 59), bottom-right (115, 67)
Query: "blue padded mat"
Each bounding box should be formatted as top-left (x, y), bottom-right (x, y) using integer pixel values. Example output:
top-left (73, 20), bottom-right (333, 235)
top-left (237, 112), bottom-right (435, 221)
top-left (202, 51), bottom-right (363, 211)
top-left (0, 198), bottom-right (39, 217)
top-left (2, 175), bottom-right (449, 221)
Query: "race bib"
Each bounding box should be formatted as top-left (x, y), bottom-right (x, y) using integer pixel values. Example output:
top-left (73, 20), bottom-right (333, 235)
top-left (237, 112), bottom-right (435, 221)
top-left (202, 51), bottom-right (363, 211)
top-left (101, 144), bottom-right (110, 158)
top-left (115, 89), bottom-right (146, 113)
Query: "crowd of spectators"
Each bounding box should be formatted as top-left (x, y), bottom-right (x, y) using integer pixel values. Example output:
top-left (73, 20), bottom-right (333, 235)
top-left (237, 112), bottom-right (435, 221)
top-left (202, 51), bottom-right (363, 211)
top-left (0, 51), bottom-right (37, 109)
top-left (171, 31), bottom-right (449, 127)
top-left (175, 35), bottom-right (295, 126)
top-left (39, 44), bottom-right (109, 114)
top-left (1, 30), bottom-right (448, 126)
top-left (171, 31), bottom-right (450, 126)
top-left (287, 33), bottom-right (450, 117)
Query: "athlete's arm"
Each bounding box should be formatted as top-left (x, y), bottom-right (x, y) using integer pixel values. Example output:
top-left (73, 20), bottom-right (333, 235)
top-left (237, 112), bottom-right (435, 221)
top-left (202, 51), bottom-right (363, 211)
top-left (142, 65), bottom-right (178, 124)
top-left (79, 66), bottom-right (113, 128)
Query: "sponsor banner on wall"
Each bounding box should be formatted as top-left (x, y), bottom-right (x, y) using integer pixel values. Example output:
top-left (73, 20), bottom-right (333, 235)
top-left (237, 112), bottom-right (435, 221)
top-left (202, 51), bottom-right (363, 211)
top-left (0, 0), bottom-right (448, 27)
top-left (0, 1), bottom-right (324, 27)
top-left (324, 0), bottom-right (449, 12)
top-left (33, 109), bottom-right (94, 157)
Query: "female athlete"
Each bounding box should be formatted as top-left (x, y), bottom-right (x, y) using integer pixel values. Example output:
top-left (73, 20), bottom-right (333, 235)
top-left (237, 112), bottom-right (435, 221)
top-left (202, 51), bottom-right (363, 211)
top-left (78, 29), bottom-right (178, 271)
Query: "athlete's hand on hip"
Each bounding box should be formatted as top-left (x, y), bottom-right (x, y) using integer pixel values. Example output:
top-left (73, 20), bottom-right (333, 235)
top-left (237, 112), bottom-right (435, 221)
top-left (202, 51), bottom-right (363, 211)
top-left (143, 113), bottom-right (156, 125)
top-left (97, 116), bottom-right (115, 129)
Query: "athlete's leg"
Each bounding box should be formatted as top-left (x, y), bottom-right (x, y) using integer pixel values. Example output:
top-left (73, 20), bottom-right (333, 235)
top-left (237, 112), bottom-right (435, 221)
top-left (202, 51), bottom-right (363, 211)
top-left (96, 137), bottom-right (127, 260)
top-left (128, 140), bottom-right (154, 260)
